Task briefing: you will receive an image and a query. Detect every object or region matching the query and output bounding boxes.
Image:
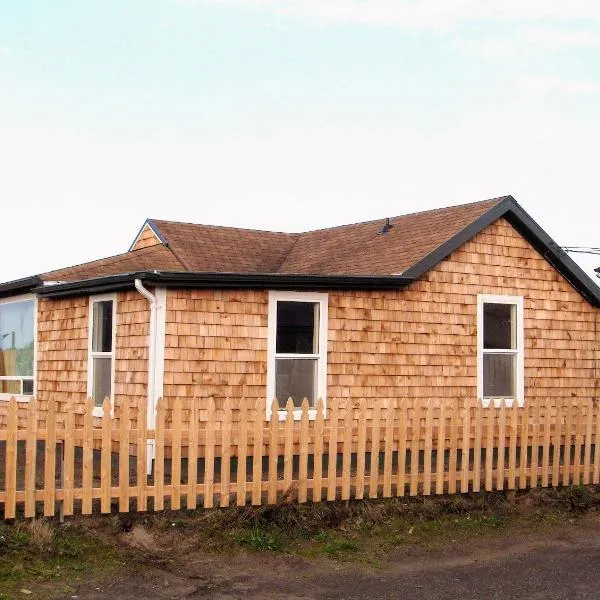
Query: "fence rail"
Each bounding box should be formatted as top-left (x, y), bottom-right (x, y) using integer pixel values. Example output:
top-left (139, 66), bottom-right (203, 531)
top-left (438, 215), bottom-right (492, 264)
top-left (1, 396), bottom-right (599, 519)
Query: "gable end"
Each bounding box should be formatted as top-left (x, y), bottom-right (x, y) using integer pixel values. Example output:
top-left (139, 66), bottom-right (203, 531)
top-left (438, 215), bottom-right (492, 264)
top-left (129, 220), bottom-right (166, 252)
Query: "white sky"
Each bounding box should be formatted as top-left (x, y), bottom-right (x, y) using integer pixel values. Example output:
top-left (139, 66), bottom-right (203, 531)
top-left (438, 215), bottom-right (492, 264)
top-left (1, 1), bottom-right (599, 285)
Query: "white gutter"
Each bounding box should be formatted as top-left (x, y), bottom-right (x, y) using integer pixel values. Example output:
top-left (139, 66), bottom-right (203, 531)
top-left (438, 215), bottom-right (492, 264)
top-left (134, 279), bottom-right (166, 474)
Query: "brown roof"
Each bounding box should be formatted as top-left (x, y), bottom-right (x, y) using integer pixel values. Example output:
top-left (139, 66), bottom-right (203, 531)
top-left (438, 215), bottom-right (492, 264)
top-left (41, 245), bottom-right (185, 282)
top-left (151, 220), bottom-right (298, 273)
top-left (40, 197), bottom-right (506, 282)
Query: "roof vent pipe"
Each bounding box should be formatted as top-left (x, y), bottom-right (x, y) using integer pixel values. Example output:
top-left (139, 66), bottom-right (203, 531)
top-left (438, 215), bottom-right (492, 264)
top-left (378, 218), bottom-right (393, 235)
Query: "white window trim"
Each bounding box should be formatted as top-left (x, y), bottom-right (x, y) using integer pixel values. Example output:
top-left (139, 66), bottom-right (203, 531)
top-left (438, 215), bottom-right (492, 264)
top-left (87, 293), bottom-right (117, 417)
top-left (477, 294), bottom-right (524, 408)
top-left (0, 293), bottom-right (37, 402)
top-left (266, 290), bottom-right (328, 421)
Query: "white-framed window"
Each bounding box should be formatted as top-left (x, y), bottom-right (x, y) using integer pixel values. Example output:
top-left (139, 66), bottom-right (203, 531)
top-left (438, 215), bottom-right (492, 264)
top-left (267, 291), bottom-right (328, 420)
top-left (477, 294), bottom-right (524, 407)
top-left (0, 294), bottom-right (36, 401)
top-left (87, 294), bottom-right (117, 416)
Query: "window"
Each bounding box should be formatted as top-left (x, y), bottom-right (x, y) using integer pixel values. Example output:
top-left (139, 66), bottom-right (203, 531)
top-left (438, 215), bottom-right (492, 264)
top-left (477, 294), bottom-right (524, 407)
top-left (87, 295), bottom-right (116, 413)
top-left (0, 295), bottom-right (36, 399)
top-left (267, 291), bottom-right (328, 418)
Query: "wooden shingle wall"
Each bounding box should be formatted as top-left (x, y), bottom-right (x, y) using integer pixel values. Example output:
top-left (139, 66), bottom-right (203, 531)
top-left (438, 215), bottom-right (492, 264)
top-left (164, 290), bottom-right (268, 409)
top-left (164, 218), bottom-right (598, 410)
top-left (0, 292), bottom-right (150, 428)
top-left (131, 224), bottom-right (162, 251)
top-left (328, 218), bottom-right (597, 404)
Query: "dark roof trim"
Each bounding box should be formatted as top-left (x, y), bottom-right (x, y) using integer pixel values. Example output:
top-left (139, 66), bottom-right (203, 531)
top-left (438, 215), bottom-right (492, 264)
top-left (0, 276), bottom-right (42, 299)
top-left (127, 219), bottom-right (166, 252)
top-left (35, 271), bottom-right (413, 298)
top-left (403, 196), bottom-right (600, 308)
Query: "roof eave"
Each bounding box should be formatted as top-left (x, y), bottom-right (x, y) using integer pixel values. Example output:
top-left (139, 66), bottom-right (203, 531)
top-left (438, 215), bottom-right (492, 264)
top-left (403, 196), bottom-right (600, 308)
top-left (0, 275), bottom-right (42, 299)
top-left (34, 271), bottom-right (413, 298)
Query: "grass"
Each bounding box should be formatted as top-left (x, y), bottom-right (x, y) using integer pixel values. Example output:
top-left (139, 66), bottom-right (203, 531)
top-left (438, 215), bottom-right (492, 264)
top-left (0, 520), bottom-right (127, 600)
top-left (1, 486), bottom-right (600, 597)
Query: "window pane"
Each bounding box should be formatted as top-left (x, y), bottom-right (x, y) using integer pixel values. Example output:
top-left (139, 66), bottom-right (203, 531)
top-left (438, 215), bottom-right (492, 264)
top-left (92, 301), bottom-right (113, 353)
top-left (22, 379), bottom-right (34, 395)
top-left (275, 358), bottom-right (316, 408)
top-left (0, 300), bottom-right (34, 377)
top-left (0, 380), bottom-right (21, 394)
top-left (93, 356), bottom-right (112, 407)
top-left (483, 353), bottom-right (516, 398)
top-left (483, 303), bottom-right (514, 350)
top-left (276, 301), bottom-right (318, 354)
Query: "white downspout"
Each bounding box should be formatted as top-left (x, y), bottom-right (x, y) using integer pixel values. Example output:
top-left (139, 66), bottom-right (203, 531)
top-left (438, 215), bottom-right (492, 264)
top-left (134, 279), bottom-right (166, 475)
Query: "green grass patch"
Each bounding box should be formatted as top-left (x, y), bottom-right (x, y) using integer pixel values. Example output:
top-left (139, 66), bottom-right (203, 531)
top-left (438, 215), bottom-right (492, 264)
top-left (0, 520), bottom-right (126, 599)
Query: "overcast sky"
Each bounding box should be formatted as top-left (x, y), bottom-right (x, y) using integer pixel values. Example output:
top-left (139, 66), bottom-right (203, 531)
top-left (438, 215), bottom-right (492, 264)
top-left (1, 1), bottom-right (599, 284)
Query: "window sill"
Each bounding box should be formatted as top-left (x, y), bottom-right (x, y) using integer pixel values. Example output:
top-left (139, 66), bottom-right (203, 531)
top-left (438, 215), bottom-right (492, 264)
top-left (267, 408), bottom-right (322, 422)
top-left (0, 394), bottom-right (33, 403)
top-left (482, 397), bottom-right (524, 408)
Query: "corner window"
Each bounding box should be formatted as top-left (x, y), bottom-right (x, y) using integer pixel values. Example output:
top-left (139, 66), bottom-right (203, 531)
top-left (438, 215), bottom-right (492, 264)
top-left (267, 291), bottom-right (328, 418)
top-left (477, 294), bottom-right (524, 407)
top-left (88, 295), bottom-right (116, 412)
top-left (0, 295), bottom-right (36, 399)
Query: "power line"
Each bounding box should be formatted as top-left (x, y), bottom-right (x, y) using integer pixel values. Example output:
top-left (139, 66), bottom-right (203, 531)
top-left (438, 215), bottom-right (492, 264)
top-left (562, 247), bottom-right (600, 256)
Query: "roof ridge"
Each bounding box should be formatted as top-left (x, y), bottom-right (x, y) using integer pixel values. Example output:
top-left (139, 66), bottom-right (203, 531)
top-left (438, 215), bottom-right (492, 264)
top-left (150, 218), bottom-right (300, 237)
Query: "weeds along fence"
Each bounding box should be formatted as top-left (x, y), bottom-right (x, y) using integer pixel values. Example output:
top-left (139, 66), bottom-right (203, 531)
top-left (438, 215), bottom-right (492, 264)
top-left (1, 395), bottom-right (599, 519)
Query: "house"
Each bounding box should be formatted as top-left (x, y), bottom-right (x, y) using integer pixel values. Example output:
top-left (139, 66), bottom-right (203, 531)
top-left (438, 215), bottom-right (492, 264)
top-left (1, 195), bottom-right (599, 431)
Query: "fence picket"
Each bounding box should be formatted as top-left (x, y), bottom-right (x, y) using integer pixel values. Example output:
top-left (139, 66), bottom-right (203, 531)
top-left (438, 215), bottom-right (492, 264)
top-left (369, 400), bottom-right (381, 499)
top-left (423, 399), bottom-right (433, 496)
top-left (355, 399), bottom-right (367, 500)
top-left (24, 398), bottom-right (38, 518)
top-left (237, 400), bottom-right (248, 506)
top-left (187, 398), bottom-right (199, 509)
top-left (155, 398), bottom-right (165, 511)
top-left (473, 400), bottom-right (483, 493)
top-left (298, 400), bottom-right (309, 503)
top-left (508, 400), bottom-right (518, 490)
top-left (63, 399), bottom-right (75, 516)
top-left (136, 396), bottom-right (148, 512)
top-left (484, 405), bottom-right (494, 492)
top-left (220, 398), bottom-right (232, 508)
top-left (119, 398), bottom-right (130, 513)
top-left (460, 398), bottom-right (471, 494)
top-left (573, 402), bottom-right (584, 485)
top-left (283, 399), bottom-right (294, 500)
top-left (410, 400), bottom-right (420, 496)
top-left (4, 397), bottom-right (18, 520)
top-left (448, 397), bottom-right (459, 494)
top-left (203, 398), bottom-right (216, 508)
top-left (383, 400), bottom-right (395, 498)
top-left (562, 401), bottom-right (572, 486)
top-left (530, 399), bottom-right (541, 489)
top-left (82, 398), bottom-right (94, 514)
top-left (252, 399), bottom-right (264, 506)
top-left (397, 398), bottom-right (407, 497)
top-left (435, 401), bottom-right (446, 495)
top-left (583, 399), bottom-right (593, 485)
top-left (327, 398), bottom-right (340, 501)
top-left (341, 401), bottom-right (353, 500)
top-left (171, 398), bottom-right (182, 510)
top-left (267, 399), bottom-right (279, 504)
top-left (44, 398), bottom-right (57, 517)
top-left (551, 401), bottom-right (562, 487)
top-left (100, 398), bottom-right (112, 514)
top-left (519, 400), bottom-right (529, 489)
top-left (541, 397), bottom-right (551, 488)
top-left (594, 398), bottom-right (600, 485)
top-left (496, 402), bottom-right (506, 491)
top-left (312, 399), bottom-right (324, 503)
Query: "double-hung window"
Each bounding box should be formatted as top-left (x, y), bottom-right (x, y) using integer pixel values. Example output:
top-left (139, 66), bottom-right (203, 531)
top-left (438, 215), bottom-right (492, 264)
top-left (267, 291), bottom-right (328, 419)
top-left (0, 295), bottom-right (36, 399)
top-left (477, 294), bottom-right (524, 407)
top-left (88, 295), bottom-right (116, 414)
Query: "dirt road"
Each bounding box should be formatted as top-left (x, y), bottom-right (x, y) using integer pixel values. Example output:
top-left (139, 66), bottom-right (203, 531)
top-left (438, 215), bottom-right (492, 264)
top-left (63, 521), bottom-right (600, 600)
